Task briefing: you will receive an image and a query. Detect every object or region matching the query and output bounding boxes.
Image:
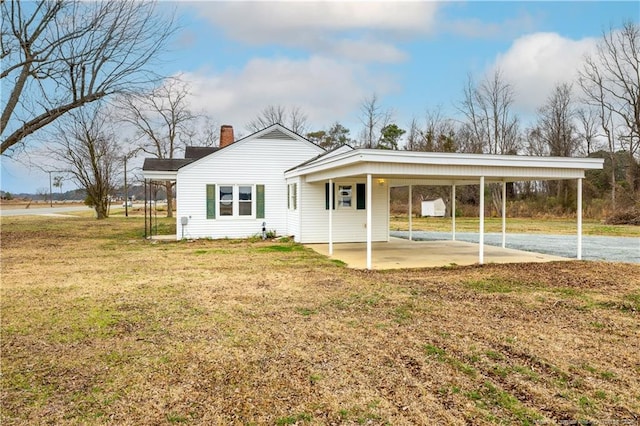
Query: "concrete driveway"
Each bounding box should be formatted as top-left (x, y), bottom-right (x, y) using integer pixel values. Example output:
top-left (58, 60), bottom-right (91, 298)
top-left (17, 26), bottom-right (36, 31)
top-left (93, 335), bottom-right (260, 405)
top-left (306, 237), bottom-right (569, 270)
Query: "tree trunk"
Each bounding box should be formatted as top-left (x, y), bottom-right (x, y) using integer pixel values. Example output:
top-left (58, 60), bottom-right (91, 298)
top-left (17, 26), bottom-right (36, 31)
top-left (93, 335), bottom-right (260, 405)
top-left (610, 153), bottom-right (617, 209)
top-left (95, 197), bottom-right (109, 219)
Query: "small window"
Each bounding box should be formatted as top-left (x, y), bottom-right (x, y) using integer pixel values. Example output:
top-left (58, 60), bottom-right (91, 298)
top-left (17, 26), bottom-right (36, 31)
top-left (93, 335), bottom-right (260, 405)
top-left (219, 185), bottom-right (233, 216)
top-left (338, 185), bottom-right (352, 208)
top-left (288, 183), bottom-right (297, 210)
top-left (238, 185), bottom-right (252, 216)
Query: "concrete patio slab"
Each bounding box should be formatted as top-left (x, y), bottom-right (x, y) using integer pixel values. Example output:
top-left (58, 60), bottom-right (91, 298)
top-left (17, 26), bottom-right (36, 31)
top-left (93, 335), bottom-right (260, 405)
top-left (306, 237), bottom-right (570, 269)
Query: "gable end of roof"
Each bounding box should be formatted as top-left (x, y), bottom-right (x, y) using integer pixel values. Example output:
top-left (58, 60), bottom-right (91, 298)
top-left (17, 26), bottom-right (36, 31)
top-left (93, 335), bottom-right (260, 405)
top-left (258, 128), bottom-right (297, 140)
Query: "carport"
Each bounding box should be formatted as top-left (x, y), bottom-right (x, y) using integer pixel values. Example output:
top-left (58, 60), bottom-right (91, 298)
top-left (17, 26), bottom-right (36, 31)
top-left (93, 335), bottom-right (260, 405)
top-left (287, 149), bottom-right (604, 270)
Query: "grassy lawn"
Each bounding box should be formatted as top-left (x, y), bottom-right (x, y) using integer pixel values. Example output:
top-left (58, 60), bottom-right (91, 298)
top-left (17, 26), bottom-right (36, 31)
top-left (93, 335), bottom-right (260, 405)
top-left (1, 215), bottom-right (639, 425)
top-left (390, 215), bottom-right (640, 237)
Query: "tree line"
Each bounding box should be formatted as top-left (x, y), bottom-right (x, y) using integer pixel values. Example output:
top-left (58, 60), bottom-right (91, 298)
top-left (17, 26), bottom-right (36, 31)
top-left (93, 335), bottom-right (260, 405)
top-left (1, 1), bottom-right (638, 219)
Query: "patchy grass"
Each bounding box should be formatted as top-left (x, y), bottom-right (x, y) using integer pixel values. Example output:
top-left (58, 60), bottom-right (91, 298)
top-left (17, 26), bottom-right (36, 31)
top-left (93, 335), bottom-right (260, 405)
top-left (1, 215), bottom-right (640, 425)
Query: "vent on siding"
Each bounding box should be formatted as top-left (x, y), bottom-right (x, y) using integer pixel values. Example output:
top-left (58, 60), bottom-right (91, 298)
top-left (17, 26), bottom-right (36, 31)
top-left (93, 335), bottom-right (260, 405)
top-left (259, 128), bottom-right (296, 140)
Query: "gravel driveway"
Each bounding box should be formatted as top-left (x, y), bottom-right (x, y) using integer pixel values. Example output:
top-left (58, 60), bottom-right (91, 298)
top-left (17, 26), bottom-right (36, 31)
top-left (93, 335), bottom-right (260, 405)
top-left (391, 231), bottom-right (640, 263)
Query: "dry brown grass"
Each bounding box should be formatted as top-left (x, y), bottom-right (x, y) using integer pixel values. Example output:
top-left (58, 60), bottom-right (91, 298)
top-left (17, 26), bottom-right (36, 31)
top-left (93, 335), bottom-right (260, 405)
top-left (1, 215), bottom-right (639, 425)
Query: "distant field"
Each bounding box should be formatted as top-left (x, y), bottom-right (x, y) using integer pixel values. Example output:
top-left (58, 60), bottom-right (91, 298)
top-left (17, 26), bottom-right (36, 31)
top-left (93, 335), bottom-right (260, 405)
top-left (1, 215), bottom-right (639, 425)
top-left (0, 200), bottom-right (85, 210)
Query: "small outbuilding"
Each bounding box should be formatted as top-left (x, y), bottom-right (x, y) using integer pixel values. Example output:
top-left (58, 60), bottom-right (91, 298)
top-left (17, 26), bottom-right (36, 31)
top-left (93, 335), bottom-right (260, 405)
top-left (421, 198), bottom-right (446, 217)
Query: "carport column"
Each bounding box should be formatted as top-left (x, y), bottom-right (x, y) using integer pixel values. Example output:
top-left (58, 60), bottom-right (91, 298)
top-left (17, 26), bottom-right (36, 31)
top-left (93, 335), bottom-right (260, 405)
top-left (577, 178), bottom-right (583, 260)
top-left (329, 179), bottom-right (334, 255)
top-left (366, 174), bottom-right (373, 270)
top-left (479, 176), bottom-right (485, 264)
top-left (408, 185), bottom-right (413, 241)
top-left (502, 181), bottom-right (507, 248)
top-left (451, 185), bottom-right (456, 241)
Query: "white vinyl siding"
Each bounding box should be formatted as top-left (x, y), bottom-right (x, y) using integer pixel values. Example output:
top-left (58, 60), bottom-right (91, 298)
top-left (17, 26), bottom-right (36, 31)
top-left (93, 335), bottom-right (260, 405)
top-left (176, 133), bottom-right (322, 240)
top-left (298, 179), bottom-right (389, 243)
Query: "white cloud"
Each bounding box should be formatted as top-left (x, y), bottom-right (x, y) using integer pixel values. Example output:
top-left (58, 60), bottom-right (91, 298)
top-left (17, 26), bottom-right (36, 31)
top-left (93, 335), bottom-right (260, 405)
top-left (491, 32), bottom-right (597, 114)
top-left (180, 55), bottom-right (397, 133)
top-left (186, 1), bottom-right (438, 63)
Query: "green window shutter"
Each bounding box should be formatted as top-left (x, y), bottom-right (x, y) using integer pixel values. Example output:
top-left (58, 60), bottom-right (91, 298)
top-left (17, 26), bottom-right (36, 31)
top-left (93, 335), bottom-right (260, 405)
top-left (356, 183), bottom-right (366, 210)
top-left (206, 184), bottom-right (216, 219)
top-left (287, 184), bottom-right (290, 209)
top-left (256, 184), bottom-right (265, 218)
top-left (325, 182), bottom-right (335, 210)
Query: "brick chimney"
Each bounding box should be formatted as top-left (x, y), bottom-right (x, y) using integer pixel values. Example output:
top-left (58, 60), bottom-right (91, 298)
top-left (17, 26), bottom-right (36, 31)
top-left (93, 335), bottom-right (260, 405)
top-left (220, 125), bottom-right (234, 148)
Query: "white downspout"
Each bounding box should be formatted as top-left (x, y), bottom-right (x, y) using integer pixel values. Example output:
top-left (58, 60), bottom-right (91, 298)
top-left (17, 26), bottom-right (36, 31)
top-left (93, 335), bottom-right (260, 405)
top-left (367, 174), bottom-right (372, 270)
top-left (479, 176), bottom-right (485, 265)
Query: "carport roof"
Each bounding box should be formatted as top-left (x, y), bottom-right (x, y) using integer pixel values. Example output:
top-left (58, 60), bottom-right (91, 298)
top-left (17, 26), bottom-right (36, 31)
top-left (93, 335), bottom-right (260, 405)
top-left (285, 149), bottom-right (604, 185)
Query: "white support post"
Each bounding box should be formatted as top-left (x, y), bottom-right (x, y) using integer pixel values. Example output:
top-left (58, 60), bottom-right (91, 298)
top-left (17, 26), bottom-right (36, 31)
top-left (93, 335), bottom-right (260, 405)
top-left (366, 174), bottom-right (373, 270)
top-left (502, 181), bottom-right (507, 248)
top-left (408, 185), bottom-right (413, 241)
top-left (577, 178), bottom-right (583, 260)
top-left (329, 179), bottom-right (333, 255)
top-left (479, 177), bottom-right (485, 265)
top-left (452, 184), bottom-right (456, 241)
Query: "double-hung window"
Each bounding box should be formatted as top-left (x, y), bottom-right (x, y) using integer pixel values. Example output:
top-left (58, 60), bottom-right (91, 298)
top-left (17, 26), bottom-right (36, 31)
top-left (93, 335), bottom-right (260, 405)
top-left (219, 185), bottom-right (234, 216)
top-left (238, 185), bottom-right (252, 216)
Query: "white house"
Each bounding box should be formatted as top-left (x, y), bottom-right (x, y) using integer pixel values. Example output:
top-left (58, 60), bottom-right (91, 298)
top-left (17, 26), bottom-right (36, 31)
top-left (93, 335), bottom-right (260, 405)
top-left (142, 123), bottom-right (604, 269)
top-left (421, 198), bottom-right (446, 217)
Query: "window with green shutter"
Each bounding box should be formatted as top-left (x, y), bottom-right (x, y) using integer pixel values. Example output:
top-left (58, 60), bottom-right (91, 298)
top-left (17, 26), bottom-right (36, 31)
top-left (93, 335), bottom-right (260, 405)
top-left (256, 184), bottom-right (265, 218)
top-left (206, 184), bottom-right (216, 219)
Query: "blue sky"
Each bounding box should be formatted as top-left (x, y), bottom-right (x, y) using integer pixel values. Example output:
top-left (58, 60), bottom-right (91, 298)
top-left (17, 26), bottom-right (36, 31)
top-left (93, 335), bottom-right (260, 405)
top-left (2, 1), bottom-right (638, 194)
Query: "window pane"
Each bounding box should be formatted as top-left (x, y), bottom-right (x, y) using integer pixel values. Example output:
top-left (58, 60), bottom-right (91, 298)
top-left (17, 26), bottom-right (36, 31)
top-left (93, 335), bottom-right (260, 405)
top-left (219, 185), bottom-right (233, 216)
top-left (239, 186), bottom-right (252, 201)
top-left (238, 202), bottom-right (252, 216)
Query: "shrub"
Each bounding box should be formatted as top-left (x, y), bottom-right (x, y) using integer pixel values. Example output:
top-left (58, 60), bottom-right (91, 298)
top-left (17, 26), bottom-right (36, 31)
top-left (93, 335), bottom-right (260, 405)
top-left (605, 207), bottom-right (640, 225)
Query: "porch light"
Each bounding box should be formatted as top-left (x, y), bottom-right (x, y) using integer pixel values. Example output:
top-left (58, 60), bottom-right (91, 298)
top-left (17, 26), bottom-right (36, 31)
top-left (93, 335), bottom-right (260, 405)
top-left (377, 178), bottom-right (385, 185)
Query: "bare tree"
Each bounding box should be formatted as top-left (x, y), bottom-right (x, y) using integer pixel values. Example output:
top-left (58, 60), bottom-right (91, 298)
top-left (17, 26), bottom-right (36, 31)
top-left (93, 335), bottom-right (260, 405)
top-left (531, 83), bottom-right (580, 206)
top-left (48, 104), bottom-right (121, 219)
top-left (1, 0), bottom-right (175, 155)
top-left (458, 70), bottom-right (521, 214)
top-left (579, 22), bottom-right (640, 195)
top-left (246, 105), bottom-right (309, 135)
top-left (576, 108), bottom-right (601, 156)
top-left (358, 93), bottom-right (392, 148)
top-left (118, 78), bottom-right (197, 218)
top-left (458, 70), bottom-right (520, 155)
top-left (413, 107), bottom-right (457, 152)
